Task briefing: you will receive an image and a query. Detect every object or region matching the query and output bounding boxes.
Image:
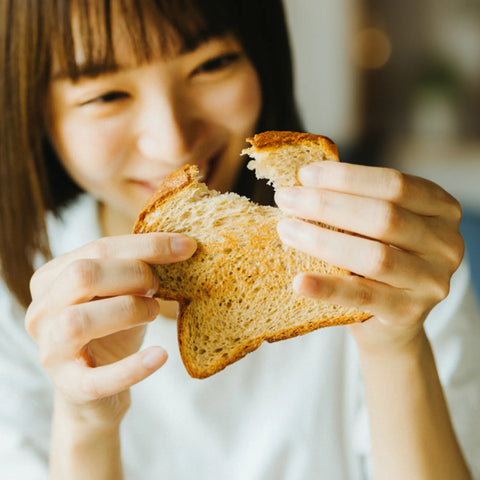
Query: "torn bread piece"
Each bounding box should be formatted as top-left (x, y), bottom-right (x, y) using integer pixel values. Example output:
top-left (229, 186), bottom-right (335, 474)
top-left (243, 130), bottom-right (339, 188)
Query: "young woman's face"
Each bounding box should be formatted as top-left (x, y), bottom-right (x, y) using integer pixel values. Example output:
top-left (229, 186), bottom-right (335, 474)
top-left (47, 33), bottom-right (262, 225)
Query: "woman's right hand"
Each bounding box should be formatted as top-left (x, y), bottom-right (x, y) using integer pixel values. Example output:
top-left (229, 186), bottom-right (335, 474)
top-left (24, 233), bottom-right (196, 425)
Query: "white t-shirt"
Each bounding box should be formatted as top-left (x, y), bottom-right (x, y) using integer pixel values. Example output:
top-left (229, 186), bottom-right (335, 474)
top-left (1, 194), bottom-right (479, 480)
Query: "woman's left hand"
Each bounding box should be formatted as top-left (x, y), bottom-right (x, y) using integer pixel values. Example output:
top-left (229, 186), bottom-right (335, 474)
top-left (275, 161), bottom-right (464, 355)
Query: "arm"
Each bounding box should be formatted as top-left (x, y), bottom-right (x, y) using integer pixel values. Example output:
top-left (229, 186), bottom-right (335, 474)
top-left (275, 161), bottom-right (472, 479)
top-left (357, 329), bottom-right (470, 479)
top-left (50, 395), bottom-right (124, 480)
top-left (25, 233), bottom-right (196, 479)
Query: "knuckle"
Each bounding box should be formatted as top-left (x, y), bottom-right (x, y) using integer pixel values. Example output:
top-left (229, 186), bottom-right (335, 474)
top-left (443, 194), bottom-right (463, 225)
top-left (431, 277), bottom-right (451, 303)
top-left (25, 302), bottom-right (48, 341)
top-left (130, 260), bottom-right (157, 293)
top-left (385, 169), bottom-right (408, 202)
top-left (440, 231), bottom-right (465, 271)
top-left (367, 244), bottom-right (392, 277)
top-left (86, 237), bottom-right (110, 258)
top-left (24, 304), bottom-right (38, 337)
top-left (376, 202), bottom-right (401, 237)
top-left (451, 198), bottom-right (463, 223)
top-left (451, 234), bottom-right (465, 267)
top-left (119, 295), bottom-right (143, 318)
top-left (57, 307), bottom-right (87, 341)
top-left (132, 259), bottom-right (151, 282)
top-left (355, 284), bottom-right (373, 307)
top-left (67, 258), bottom-right (101, 292)
top-left (29, 270), bottom-right (42, 298)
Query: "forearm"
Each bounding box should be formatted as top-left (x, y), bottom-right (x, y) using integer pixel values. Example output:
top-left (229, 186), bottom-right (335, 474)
top-left (358, 329), bottom-right (471, 480)
top-left (49, 395), bottom-right (124, 480)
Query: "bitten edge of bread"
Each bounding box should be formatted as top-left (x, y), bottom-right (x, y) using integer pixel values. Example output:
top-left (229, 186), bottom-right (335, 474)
top-left (133, 165), bottom-right (200, 234)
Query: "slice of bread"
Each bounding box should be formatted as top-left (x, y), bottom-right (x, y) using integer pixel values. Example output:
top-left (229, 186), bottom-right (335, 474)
top-left (133, 131), bottom-right (370, 379)
top-left (243, 130), bottom-right (339, 188)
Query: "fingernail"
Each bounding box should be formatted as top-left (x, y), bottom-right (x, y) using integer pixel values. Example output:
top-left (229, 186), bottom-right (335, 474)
top-left (142, 348), bottom-right (167, 369)
top-left (274, 188), bottom-right (297, 209)
top-left (298, 164), bottom-right (322, 186)
top-left (171, 236), bottom-right (197, 258)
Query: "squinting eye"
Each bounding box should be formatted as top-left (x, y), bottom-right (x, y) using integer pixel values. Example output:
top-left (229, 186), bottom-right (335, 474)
top-left (193, 52), bottom-right (241, 75)
top-left (82, 91), bottom-right (129, 105)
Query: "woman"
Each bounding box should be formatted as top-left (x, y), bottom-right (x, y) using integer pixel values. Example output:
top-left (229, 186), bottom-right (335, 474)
top-left (0, 0), bottom-right (479, 478)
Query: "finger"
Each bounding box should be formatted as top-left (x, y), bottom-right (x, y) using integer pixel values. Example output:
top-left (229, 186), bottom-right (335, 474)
top-left (40, 295), bottom-right (160, 357)
top-left (30, 233), bottom-right (196, 299)
top-left (58, 257), bottom-right (162, 303)
top-left (26, 258), bottom-right (160, 338)
top-left (275, 187), bottom-right (439, 254)
top-left (293, 272), bottom-right (422, 327)
top-left (298, 161), bottom-right (462, 220)
top-left (56, 347), bottom-right (167, 402)
top-left (81, 347), bottom-right (167, 400)
top-left (277, 218), bottom-right (431, 289)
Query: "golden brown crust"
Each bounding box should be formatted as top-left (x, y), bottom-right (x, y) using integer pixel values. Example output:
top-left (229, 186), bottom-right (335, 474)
top-left (184, 337), bottom-right (265, 379)
top-left (184, 314), bottom-right (365, 379)
top-left (245, 130), bottom-right (338, 158)
top-left (133, 165), bottom-right (199, 234)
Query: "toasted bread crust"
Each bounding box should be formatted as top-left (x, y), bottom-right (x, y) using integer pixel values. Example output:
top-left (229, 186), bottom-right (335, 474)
top-left (184, 311), bottom-right (367, 379)
top-left (245, 131), bottom-right (338, 158)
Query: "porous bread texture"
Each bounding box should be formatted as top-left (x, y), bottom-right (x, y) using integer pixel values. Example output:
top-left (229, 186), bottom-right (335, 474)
top-left (243, 131), bottom-right (339, 188)
top-left (134, 151), bottom-right (370, 379)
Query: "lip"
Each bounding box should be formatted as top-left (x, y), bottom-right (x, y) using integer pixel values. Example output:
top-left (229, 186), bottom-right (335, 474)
top-left (130, 178), bottom-right (166, 194)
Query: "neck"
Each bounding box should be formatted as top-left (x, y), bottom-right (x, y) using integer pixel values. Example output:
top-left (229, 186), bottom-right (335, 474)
top-left (98, 202), bottom-right (136, 237)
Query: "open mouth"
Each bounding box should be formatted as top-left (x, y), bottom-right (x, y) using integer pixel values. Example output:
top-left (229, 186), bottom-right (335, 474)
top-left (201, 150), bottom-right (222, 186)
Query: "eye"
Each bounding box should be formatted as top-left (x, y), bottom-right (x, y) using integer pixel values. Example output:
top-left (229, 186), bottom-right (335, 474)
top-left (81, 91), bottom-right (130, 106)
top-left (192, 52), bottom-right (242, 75)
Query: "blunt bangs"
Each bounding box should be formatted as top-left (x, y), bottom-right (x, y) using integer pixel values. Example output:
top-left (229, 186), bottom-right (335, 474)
top-left (49, 0), bottom-right (250, 80)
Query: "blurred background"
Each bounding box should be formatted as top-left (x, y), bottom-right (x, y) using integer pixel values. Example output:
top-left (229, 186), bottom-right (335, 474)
top-left (284, 0), bottom-right (480, 299)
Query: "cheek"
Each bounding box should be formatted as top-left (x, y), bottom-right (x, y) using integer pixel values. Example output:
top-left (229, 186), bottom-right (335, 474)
top-left (51, 116), bottom-right (128, 186)
top-left (206, 68), bottom-right (262, 131)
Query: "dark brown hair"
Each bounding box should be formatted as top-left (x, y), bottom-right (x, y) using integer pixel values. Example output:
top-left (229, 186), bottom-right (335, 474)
top-left (0, 0), bottom-right (302, 309)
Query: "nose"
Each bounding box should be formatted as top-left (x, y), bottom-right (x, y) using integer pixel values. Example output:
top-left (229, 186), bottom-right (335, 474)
top-left (136, 90), bottom-right (200, 166)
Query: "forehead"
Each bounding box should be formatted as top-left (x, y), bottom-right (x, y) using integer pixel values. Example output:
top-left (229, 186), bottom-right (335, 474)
top-left (50, 0), bottom-right (233, 80)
